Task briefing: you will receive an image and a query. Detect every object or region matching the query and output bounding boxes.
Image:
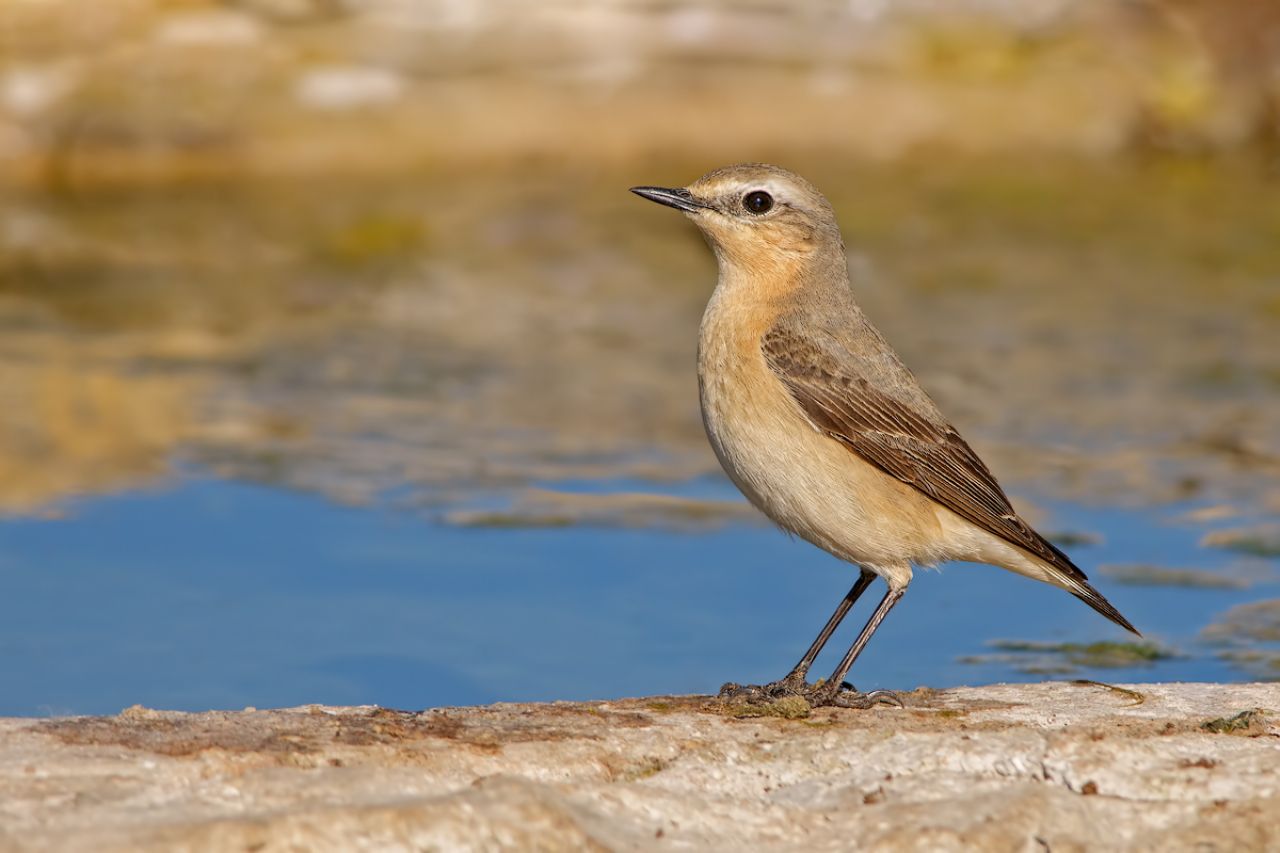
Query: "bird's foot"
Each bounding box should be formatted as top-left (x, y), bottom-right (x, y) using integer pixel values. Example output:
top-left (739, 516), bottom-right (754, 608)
top-left (719, 675), bottom-right (902, 710)
top-left (721, 666), bottom-right (808, 701)
top-left (718, 670), bottom-right (810, 704)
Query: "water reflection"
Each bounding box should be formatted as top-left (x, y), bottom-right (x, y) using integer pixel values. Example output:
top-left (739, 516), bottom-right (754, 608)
top-left (4, 161), bottom-right (1278, 517)
top-left (1, 158), bottom-right (1278, 712)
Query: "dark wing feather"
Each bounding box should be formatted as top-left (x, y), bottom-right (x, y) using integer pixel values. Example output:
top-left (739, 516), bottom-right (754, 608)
top-left (762, 322), bottom-right (1137, 633)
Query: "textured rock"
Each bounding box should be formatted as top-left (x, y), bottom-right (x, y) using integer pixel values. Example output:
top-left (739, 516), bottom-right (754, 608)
top-left (1, 683), bottom-right (1277, 851)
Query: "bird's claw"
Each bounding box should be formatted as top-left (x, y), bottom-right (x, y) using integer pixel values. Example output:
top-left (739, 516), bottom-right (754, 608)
top-left (825, 686), bottom-right (903, 709)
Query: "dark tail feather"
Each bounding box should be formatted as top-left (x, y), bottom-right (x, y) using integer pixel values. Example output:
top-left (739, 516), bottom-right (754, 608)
top-left (1032, 532), bottom-right (1141, 636)
top-left (1072, 580), bottom-right (1141, 636)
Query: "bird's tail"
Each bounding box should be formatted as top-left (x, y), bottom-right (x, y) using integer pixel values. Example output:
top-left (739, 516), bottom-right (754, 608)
top-left (1027, 533), bottom-right (1141, 636)
top-left (1069, 578), bottom-right (1141, 636)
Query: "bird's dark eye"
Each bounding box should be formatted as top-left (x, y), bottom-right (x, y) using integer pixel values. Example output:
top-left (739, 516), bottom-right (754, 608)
top-left (743, 190), bottom-right (773, 215)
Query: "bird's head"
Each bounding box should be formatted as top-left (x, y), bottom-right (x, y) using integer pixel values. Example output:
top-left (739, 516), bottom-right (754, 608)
top-left (631, 163), bottom-right (842, 273)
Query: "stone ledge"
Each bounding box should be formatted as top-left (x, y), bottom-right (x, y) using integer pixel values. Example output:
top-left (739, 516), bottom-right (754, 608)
top-left (1, 682), bottom-right (1278, 851)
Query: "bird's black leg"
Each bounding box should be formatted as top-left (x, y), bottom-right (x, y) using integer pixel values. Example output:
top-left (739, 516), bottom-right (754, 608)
top-left (719, 570), bottom-right (876, 702)
top-left (810, 584), bottom-right (905, 708)
top-left (778, 569), bottom-right (877, 689)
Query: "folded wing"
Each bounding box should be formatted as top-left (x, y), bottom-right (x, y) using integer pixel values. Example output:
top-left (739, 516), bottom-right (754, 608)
top-left (762, 320), bottom-right (1136, 634)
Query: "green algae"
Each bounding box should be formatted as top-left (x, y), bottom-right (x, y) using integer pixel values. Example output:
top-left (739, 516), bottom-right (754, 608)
top-left (1201, 527), bottom-right (1280, 559)
top-left (1201, 709), bottom-right (1268, 735)
top-left (1098, 564), bottom-right (1250, 590)
top-left (962, 639), bottom-right (1178, 674)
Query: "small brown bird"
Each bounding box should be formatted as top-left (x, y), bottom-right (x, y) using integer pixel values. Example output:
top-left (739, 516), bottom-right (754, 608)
top-left (632, 164), bottom-right (1137, 708)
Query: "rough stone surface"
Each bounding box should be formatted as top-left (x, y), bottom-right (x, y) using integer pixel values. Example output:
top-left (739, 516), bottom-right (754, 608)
top-left (1, 683), bottom-right (1278, 851)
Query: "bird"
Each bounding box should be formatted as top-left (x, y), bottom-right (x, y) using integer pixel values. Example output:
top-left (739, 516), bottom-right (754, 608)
top-left (631, 164), bottom-right (1138, 708)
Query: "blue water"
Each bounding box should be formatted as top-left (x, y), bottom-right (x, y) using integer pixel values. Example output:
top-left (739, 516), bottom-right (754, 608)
top-left (0, 475), bottom-right (1273, 716)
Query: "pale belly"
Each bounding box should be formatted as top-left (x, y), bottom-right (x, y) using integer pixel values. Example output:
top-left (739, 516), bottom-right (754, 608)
top-left (692, 292), bottom-right (1074, 594)
top-left (696, 339), bottom-right (950, 582)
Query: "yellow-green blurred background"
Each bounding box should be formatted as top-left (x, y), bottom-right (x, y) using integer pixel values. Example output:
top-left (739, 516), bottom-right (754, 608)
top-left (3, 0), bottom-right (1280, 186)
top-left (2, 0), bottom-right (1278, 516)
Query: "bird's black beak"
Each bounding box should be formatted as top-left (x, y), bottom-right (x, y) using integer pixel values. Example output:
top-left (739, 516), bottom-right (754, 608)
top-left (630, 186), bottom-right (708, 213)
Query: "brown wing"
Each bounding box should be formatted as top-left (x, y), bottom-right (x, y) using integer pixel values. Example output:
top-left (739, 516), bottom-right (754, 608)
top-left (761, 321), bottom-right (1137, 635)
top-left (762, 323), bottom-right (1081, 580)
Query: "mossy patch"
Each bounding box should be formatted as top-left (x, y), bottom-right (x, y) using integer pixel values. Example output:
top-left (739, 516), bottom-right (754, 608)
top-left (722, 695), bottom-right (811, 720)
top-left (1201, 709), bottom-right (1268, 735)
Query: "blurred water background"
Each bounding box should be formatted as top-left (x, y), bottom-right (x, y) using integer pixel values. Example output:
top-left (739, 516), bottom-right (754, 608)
top-left (1, 0), bottom-right (1279, 715)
